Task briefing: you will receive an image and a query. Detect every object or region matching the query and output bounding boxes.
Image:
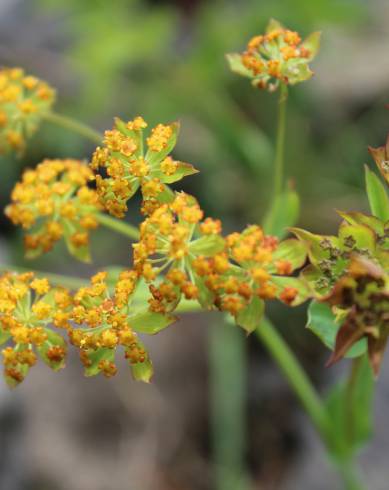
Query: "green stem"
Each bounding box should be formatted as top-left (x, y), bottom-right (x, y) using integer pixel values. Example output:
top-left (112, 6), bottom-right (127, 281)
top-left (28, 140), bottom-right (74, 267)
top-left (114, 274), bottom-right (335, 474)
top-left (273, 83), bottom-right (288, 200)
top-left (345, 356), bottom-right (363, 446)
top-left (256, 318), bottom-right (332, 443)
top-left (97, 213), bottom-right (140, 240)
top-left (42, 111), bottom-right (102, 144)
top-left (174, 306), bottom-right (365, 488)
top-left (337, 461), bottom-right (364, 490)
top-left (210, 319), bottom-right (249, 490)
top-left (256, 319), bottom-right (366, 489)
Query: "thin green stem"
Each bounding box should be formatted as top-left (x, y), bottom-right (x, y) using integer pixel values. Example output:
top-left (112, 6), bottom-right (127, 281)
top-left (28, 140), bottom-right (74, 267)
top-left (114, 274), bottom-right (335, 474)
top-left (175, 306), bottom-right (365, 488)
top-left (273, 83), bottom-right (288, 200)
top-left (42, 111), bottom-right (102, 144)
top-left (97, 213), bottom-right (140, 240)
top-left (256, 317), bottom-right (332, 443)
top-left (256, 318), bottom-right (366, 490)
top-left (337, 461), bottom-right (364, 490)
top-left (345, 356), bottom-right (364, 446)
top-left (210, 319), bottom-right (249, 490)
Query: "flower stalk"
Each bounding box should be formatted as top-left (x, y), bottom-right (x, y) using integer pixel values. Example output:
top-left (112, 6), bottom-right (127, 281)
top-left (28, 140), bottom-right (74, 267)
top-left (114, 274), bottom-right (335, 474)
top-left (42, 111), bottom-right (103, 144)
top-left (97, 213), bottom-right (140, 240)
top-left (273, 83), bottom-right (288, 200)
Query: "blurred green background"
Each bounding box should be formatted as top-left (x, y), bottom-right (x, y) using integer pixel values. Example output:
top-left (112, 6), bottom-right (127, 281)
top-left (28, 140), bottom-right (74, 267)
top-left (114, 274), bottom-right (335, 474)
top-left (0, 1), bottom-right (388, 489)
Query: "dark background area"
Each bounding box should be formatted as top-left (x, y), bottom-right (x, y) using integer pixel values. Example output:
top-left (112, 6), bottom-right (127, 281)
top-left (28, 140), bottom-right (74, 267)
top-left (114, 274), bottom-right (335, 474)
top-left (0, 1), bottom-right (389, 489)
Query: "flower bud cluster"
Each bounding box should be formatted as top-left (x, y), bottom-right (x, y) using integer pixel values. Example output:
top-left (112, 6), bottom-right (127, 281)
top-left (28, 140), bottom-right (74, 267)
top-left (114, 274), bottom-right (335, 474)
top-left (0, 272), bottom-right (70, 386)
top-left (0, 67), bottom-right (55, 154)
top-left (3, 108), bottom-right (309, 384)
top-left (68, 270), bottom-right (152, 379)
top-left (227, 19), bottom-right (320, 91)
top-left (193, 225), bottom-right (301, 317)
top-left (91, 116), bottom-right (197, 218)
top-left (134, 194), bottom-right (305, 322)
top-left (6, 159), bottom-right (102, 261)
top-left (133, 192), bottom-right (226, 313)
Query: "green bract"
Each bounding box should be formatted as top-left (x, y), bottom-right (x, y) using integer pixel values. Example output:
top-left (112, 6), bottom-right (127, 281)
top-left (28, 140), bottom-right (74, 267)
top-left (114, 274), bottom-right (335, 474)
top-left (292, 212), bottom-right (389, 298)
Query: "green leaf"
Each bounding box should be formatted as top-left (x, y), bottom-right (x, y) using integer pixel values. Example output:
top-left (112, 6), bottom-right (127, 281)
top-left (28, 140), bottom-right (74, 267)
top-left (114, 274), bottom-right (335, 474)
top-left (66, 240), bottom-right (91, 263)
top-left (130, 310), bottom-right (177, 334)
top-left (301, 31), bottom-right (321, 61)
top-left (130, 358), bottom-right (153, 383)
top-left (291, 228), bottom-right (339, 266)
top-left (285, 60), bottom-right (313, 85)
top-left (37, 329), bottom-right (67, 371)
top-left (263, 188), bottom-right (300, 239)
top-left (301, 264), bottom-right (326, 292)
top-left (159, 162), bottom-right (199, 184)
top-left (189, 234), bottom-right (225, 256)
top-left (156, 183), bottom-right (175, 204)
top-left (325, 355), bottom-right (374, 456)
top-left (337, 211), bottom-right (384, 236)
top-left (266, 18), bottom-right (284, 33)
top-left (365, 165), bottom-right (389, 221)
top-left (307, 301), bottom-right (367, 357)
top-left (84, 348), bottom-right (115, 377)
top-left (338, 222), bottom-right (376, 252)
top-left (235, 296), bottom-right (264, 334)
top-left (225, 53), bottom-right (253, 78)
top-left (270, 238), bottom-right (307, 272)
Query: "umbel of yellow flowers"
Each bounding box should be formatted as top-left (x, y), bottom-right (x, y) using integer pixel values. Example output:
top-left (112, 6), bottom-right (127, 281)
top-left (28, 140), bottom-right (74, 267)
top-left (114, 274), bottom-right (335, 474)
top-left (6, 159), bottom-right (102, 262)
top-left (0, 272), bottom-right (70, 387)
top-left (226, 19), bottom-right (320, 92)
top-left (91, 116), bottom-right (198, 218)
top-left (2, 110), bottom-right (310, 387)
top-left (0, 67), bottom-right (55, 154)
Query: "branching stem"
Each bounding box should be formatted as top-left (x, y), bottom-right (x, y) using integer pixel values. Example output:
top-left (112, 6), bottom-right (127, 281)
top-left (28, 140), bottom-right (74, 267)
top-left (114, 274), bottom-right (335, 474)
top-left (42, 111), bottom-right (102, 144)
top-left (97, 213), bottom-right (140, 240)
top-left (273, 83), bottom-right (288, 200)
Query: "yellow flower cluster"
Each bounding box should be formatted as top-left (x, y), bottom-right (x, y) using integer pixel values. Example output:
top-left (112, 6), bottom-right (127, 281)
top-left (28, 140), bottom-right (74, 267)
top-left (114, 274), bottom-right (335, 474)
top-left (227, 19), bottom-right (320, 91)
top-left (0, 67), bottom-right (55, 154)
top-left (133, 192), bottom-right (225, 313)
top-left (0, 268), bottom-right (177, 384)
top-left (6, 159), bottom-right (102, 261)
top-left (133, 193), bottom-right (306, 324)
top-left (2, 104), bottom-right (309, 383)
top-left (68, 270), bottom-right (157, 380)
top-left (91, 116), bottom-right (198, 217)
top-left (0, 272), bottom-right (70, 387)
top-left (192, 225), bottom-right (301, 318)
